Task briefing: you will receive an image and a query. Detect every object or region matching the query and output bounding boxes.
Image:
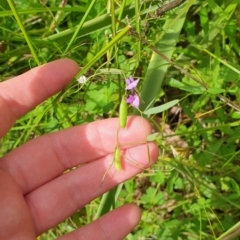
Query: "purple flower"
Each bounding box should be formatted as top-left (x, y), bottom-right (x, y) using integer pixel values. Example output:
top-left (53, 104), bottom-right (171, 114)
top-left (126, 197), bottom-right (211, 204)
top-left (125, 76), bottom-right (139, 90)
top-left (126, 94), bottom-right (140, 108)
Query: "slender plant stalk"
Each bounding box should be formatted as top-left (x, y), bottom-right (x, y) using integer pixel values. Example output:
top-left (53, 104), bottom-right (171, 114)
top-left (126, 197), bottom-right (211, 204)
top-left (64, 0), bottom-right (98, 54)
top-left (7, 0), bottom-right (41, 65)
top-left (102, 0), bottom-right (122, 215)
top-left (0, 7), bottom-right (84, 17)
top-left (135, 0), bottom-right (141, 64)
top-left (110, 0), bottom-right (116, 38)
top-left (217, 221), bottom-right (240, 240)
top-left (116, 0), bottom-right (127, 31)
top-left (47, 0), bottom-right (68, 36)
top-left (105, 0), bottom-right (111, 64)
top-left (76, 24), bottom-right (132, 78)
top-left (109, 0), bottom-right (122, 101)
top-left (155, 0), bottom-right (187, 16)
top-left (195, 45), bottom-right (240, 74)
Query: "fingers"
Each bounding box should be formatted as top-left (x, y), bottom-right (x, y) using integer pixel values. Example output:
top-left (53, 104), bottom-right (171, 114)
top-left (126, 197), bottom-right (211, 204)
top-left (25, 142), bottom-right (158, 234)
top-left (58, 204), bottom-right (141, 240)
top-left (1, 117), bottom-right (153, 194)
top-left (0, 59), bottom-right (79, 137)
top-left (0, 169), bottom-right (35, 239)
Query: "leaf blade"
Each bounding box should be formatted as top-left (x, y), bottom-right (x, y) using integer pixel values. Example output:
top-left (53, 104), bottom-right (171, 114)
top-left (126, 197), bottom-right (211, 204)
top-left (144, 99), bottom-right (179, 115)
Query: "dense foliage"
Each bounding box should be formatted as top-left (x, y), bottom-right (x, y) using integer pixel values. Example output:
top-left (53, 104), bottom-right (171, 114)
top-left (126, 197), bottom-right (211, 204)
top-left (1, 0), bottom-right (240, 239)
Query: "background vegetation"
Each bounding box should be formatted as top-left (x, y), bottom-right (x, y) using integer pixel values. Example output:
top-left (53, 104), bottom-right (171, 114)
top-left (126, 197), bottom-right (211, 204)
top-left (1, 0), bottom-right (240, 239)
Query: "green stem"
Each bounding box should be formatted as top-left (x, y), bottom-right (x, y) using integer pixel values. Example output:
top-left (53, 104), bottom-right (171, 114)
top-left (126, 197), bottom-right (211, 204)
top-left (116, 0), bottom-right (127, 31)
top-left (110, 0), bottom-right (116, 38)
top-left (7, 0), bottom-right (41, 65)
top-left (76, 24), bottom-right (132, 78)
top-left (135, 0), bottom-right (141, 64)
top-left (64, 0), bottom-right (98, 54)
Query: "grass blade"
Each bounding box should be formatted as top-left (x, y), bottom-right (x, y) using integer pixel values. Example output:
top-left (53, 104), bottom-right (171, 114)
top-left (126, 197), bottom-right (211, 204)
top-left (6, 0), bottom-right (41, 65)
top-left (64, 0), bottom-right (98, 54)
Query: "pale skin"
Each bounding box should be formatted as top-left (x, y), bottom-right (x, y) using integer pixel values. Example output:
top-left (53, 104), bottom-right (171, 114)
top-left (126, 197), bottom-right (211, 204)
top-left (0, 59), bottom-right (158, 240)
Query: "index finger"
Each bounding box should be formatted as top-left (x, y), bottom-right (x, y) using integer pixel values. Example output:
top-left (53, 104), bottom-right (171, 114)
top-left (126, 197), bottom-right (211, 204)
top-left (0, 117), bottom-right (153, 194)
top-left (0, 59), bottom-right (79, 137)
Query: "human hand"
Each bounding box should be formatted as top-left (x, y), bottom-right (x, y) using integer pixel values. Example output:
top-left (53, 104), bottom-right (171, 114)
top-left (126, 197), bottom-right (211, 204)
top-left (0, 59), bottom-right (158, 239)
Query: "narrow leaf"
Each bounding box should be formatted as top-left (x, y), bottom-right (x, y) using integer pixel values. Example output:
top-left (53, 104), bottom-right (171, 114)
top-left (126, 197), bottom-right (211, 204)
top-left (144, 99), bottom-right (179, 115)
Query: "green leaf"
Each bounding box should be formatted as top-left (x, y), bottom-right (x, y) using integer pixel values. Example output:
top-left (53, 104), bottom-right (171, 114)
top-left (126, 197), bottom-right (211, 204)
top-left (144, 99), bottom-right (179, 115)
top-left (167, 170), bottom-right (179, 194)
top-left (147, 132), bottom-right (159, 141)
top-left (230, 111), bottom-right (240, 119)
top-left (138, 1), bottom-right (189, 111)
top-left (168, 78), bottom-right (205, 94)
top-left (207, 87), bottom-right (226, 94)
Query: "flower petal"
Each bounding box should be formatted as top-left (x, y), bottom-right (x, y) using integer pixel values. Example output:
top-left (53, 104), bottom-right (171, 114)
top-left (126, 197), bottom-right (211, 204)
top-left (126, 79), bottom-right (131, 85)
top-left (132, 94), bottom-right (140, 108)
top-left (126, 95), bottom-right (135, 104)
top-left (125, 76), bottom-right (134, 85)
top-left (129, 76), bottom-right (134, 82)
top-left (125, 79), bottom-right (139, 90)
top-left (126, 94), bottom-right (140, 108)
top-left (77, 75), bottom-right (87, 84)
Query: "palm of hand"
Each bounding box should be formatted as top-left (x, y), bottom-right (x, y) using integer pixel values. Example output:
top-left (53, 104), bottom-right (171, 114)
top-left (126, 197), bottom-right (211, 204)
top-left (0, 59), bottom-right (158, 239)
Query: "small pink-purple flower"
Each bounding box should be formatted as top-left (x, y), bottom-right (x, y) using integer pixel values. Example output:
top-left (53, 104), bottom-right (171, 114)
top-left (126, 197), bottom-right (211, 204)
top-left (126, 94), bottom-right (140, 108)
top-left (125, 76), bottom-right (140, 108)
top-left (125, 76), bottom-right (139, 90)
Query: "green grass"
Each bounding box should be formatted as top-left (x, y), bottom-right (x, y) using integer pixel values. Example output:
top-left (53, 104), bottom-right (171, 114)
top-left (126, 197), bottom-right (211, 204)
top-left (1, 0), bottom-right (240, 239)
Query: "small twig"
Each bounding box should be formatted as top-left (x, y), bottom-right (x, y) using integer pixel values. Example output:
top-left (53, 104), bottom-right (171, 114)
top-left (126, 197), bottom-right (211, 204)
top-left (218, 95), bottom-right (240, 112)
top-left (49, 0), bottom-right (68, 32)
top-left (156, 0), bottom-right (187, 16)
